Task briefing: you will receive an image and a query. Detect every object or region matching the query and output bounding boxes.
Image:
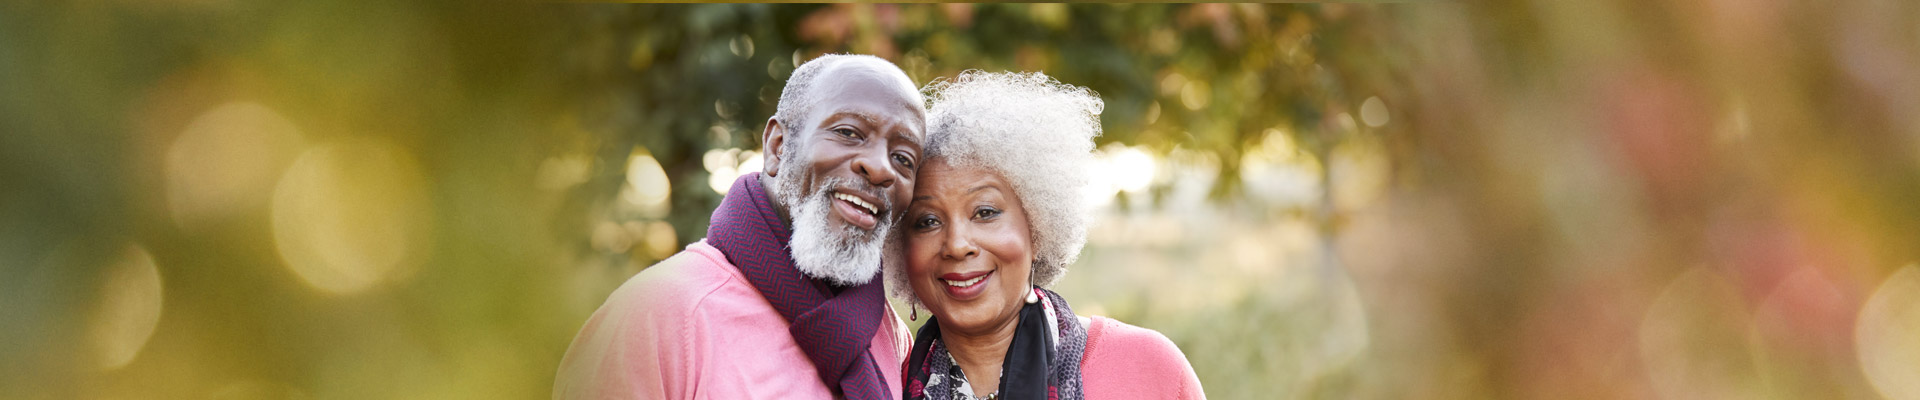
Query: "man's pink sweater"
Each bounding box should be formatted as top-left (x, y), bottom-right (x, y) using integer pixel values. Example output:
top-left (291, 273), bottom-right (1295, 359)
top-left (553, 240), bottom-right (911, 399)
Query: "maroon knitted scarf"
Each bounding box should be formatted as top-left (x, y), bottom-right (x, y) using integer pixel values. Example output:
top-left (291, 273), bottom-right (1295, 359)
top-left (706, 172), bottom-right (891, 400)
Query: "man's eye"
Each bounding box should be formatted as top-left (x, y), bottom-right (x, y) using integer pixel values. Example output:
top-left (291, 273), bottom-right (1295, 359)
top-left (892, 153), bottom-right (915, 169)
top-left (973, 208), bottom-right (1000, 220)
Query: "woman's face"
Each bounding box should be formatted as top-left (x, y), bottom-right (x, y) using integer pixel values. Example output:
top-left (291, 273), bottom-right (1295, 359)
top-left (904, 158), bottom-right (1034, 336)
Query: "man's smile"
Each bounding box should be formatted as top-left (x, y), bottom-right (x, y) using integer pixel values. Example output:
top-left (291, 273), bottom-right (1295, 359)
top-left (830, 189), bottom-right (884, 230)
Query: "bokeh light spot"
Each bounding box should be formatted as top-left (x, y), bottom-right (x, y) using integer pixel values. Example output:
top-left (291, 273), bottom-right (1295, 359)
top-left (1359, 96), bottom-right (1390, 127)
top-left (535, 154), bottom-right (591, 191)
top-left (1181, 80), bottom-right (1211, 110)
top-left (1108, 145), bottom-right (1157, 195)
top-left (705, 148), bottom-right (738, 195)
top-left (1081, 164), bottom-right (1118, 208)
top-left (1330, 139), bottom-right (1390, 212)
top-left (738, 152), bottom-right (763, 175)
top-left (620, 148), bottom-right (671, 218)
top-left (90, 244), bottom-right (164, 371)
top-left (1638, 269), bottom-right (1763, 399)
top-left (590, 221), bottom-right (631, 254)
top-left (703, 148), bottom-right (760, 195)
top-left (624, 151), bottom-right (671, 203)
top-left (1158, 72), bottom-right (1187, 96)
top-left (166, 102), bottom-right (305, 231)
top-left (271, 138), bottom-right (433, 295)
top-left (1857, 265), bottom-right (1920, 400)
top-left (1241, 129), bottom-right (1323, 206)
top-left (730, 34), bottom-right (754, 58)
top-left (640, 221), bottom-right (679, 260)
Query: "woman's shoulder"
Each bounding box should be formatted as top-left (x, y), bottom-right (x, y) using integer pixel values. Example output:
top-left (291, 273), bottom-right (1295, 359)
top-left (1086, 315), bottom-right (1165, 340)
top-left (1082, 316), bottom-right (1187, 367)
top-left (1079, 316), bottom-right (1206, 399)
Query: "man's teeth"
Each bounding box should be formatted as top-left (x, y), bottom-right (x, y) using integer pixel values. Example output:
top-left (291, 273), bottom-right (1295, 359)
top-left (944, 275), bottom-right (986, 287)
top-left (833, 193), bottom-right (878, 215)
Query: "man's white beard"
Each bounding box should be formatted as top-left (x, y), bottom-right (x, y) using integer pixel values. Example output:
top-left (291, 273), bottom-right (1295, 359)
top-left (780, 175), bottom-right (891, 286)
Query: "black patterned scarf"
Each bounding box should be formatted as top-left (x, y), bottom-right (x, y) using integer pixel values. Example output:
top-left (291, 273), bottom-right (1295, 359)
top-left (706, 172), bottom-right (892, 400)
top-left (903, 288), bottom-right (1087, 400)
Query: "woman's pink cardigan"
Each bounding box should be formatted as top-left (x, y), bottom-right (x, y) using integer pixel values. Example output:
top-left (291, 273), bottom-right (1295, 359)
top-left (1079, 316), bottom-right (1208, 399)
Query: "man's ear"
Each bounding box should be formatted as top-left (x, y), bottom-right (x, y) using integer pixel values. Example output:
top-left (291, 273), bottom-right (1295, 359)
top-left (761, 116), bottom-right (785, 177)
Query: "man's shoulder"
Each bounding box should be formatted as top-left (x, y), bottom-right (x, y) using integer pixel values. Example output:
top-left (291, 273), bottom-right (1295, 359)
top-left (555, 241), bottom-right (802, 399)
top-left (598, 241), bottom-right (751, 314)
top-left (581, 239), bottom-right (794, 354)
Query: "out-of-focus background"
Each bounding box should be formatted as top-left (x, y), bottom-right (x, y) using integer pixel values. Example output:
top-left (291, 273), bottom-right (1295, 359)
top-left (5, 2), bottom-right (1920, 399)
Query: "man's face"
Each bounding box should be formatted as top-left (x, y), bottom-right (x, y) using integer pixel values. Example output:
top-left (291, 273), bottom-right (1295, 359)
top-left (767, 61), bottom-right (926, 286)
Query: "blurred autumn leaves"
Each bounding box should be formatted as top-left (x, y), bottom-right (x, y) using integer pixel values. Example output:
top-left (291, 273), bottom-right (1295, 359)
top-left (5, 2), bottom-right (1920, 400)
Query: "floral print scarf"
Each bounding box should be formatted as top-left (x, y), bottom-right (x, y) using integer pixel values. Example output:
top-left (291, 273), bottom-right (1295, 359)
top-left (904, 288), bottom-right (1087, 400)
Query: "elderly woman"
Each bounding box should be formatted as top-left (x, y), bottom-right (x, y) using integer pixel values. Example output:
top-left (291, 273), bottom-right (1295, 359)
top-left (886, 71), bottom-right (1205, 400)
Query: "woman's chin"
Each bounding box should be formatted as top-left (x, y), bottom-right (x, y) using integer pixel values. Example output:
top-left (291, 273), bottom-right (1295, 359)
top-left (928, 300), bottom-right (1017, 334)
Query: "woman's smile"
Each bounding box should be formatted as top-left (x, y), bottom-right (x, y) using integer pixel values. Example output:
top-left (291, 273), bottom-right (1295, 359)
top-left (939, 269), bottom-right (994, 300)
top-left (903, 159), bottom-right (1035, 336)
top-left (885, 69), bottom-right (1204, 400)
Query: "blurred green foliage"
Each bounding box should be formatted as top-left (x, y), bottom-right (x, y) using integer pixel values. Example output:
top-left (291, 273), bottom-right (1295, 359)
top-left (553, 4), bottom-right (1404, 243)
top-left (7, 2), bottom-right (1920, 400)
top-left (552, 9), bottom-right (1405, 397)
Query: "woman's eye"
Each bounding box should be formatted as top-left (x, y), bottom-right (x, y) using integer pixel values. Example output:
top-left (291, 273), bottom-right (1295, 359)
top-left (833, 128), bottom-right (859, 139)
top-left (913, 215), bottom-right (941, 229)
top-left (973, 207), bottom-right (1000, 220)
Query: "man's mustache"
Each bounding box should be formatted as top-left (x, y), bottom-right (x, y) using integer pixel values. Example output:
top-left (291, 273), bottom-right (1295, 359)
top-left (814, 177), bottom-right (893, 224)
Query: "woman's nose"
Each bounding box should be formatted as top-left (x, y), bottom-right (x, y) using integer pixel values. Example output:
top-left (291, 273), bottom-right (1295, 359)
top-left (940, 225), bottom-right (978, 260)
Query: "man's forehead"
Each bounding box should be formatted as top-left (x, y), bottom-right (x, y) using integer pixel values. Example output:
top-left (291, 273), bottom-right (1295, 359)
top-left (818, 58), bottom-right (915, 87)
top-left (836, 110), bottom-right (884, 125)
top-left (806, 64), bottom-right (926, 143)
top-left (813, 61), bottom-right (920, 105)
top-left (832, 108), bottom-right (923, 126)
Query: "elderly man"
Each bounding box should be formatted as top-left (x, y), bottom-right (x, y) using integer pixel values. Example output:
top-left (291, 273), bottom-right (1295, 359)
top-left (554, 54), bottom-right (923, 399)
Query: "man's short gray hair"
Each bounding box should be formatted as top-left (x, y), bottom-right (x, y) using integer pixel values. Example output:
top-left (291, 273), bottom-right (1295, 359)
top-left (772, 54), bottom-right (920, 144)
top-left (885, 70), bottom-right (1104, 303)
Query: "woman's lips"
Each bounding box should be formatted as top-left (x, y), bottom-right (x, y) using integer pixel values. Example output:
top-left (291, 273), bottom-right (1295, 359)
top-left (940, 270), bottom-right (993, 300)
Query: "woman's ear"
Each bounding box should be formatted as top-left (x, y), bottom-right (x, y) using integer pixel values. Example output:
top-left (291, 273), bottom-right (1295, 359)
top-left (761, 116), bottom-right (785, 177)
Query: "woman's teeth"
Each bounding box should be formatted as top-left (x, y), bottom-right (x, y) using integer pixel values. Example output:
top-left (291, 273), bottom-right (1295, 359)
top-left (944, 275), bottom-right (986, 287)
top-left (833, 193), bottom-right (878, 215)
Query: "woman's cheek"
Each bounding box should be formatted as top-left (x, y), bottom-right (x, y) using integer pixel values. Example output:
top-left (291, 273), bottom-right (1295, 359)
top-left (905, 236), bottom-right (939, 282)
top-left (985, 226), bottom-right (1031, 271)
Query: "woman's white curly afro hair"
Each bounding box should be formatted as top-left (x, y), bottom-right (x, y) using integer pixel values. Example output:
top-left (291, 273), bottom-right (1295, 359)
top-left (884, 70), bottom-right (1104, 305)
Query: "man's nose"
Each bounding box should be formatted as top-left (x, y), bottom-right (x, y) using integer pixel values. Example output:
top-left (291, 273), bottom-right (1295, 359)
top-left (849, 145), bottom-right (898, 189)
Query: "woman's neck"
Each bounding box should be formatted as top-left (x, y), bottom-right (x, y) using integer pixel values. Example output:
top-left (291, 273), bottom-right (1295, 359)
top-left (939, 312), bottom-right (1022, 396)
